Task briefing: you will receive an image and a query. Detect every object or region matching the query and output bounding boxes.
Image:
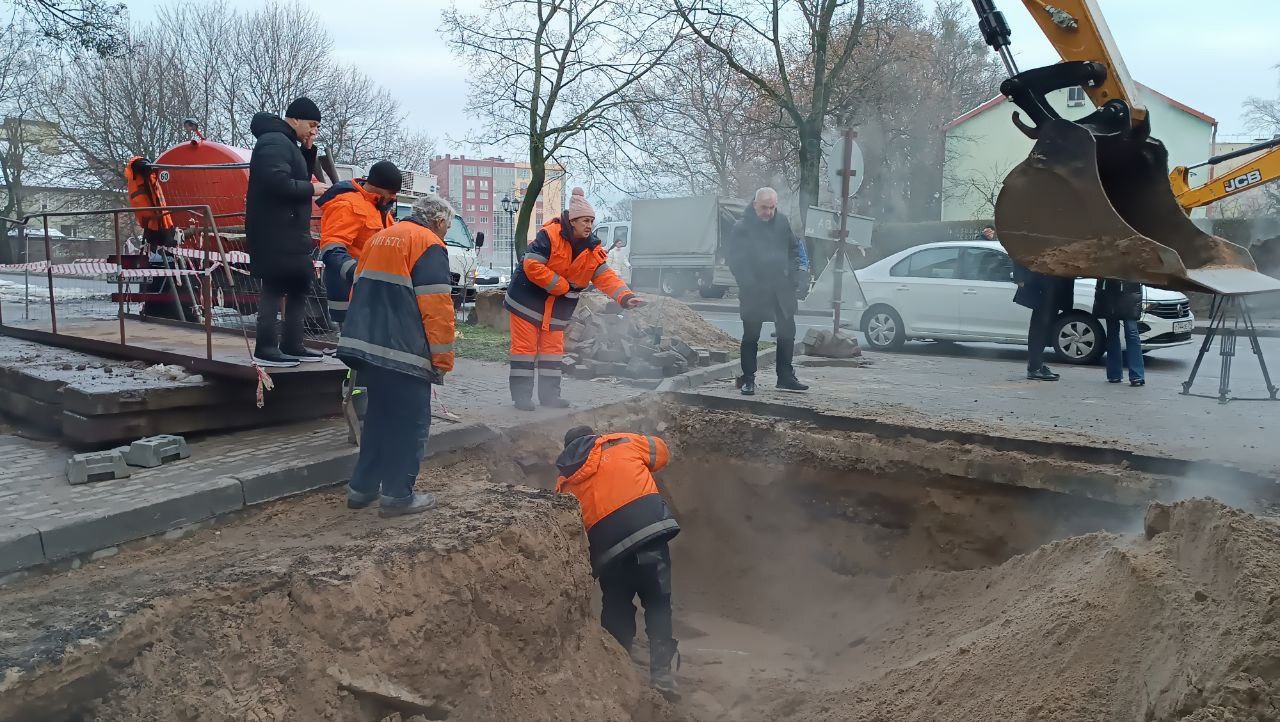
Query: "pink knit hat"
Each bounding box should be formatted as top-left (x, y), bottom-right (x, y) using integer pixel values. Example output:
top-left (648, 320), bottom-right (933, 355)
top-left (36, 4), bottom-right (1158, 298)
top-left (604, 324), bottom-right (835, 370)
top-left (567, 187), bottom-right (595, 221)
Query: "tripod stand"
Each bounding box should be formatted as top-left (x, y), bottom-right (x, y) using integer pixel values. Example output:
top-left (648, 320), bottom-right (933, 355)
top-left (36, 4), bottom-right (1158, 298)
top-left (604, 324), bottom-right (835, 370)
top-left (1181, 294), bottom-right (1278, 404)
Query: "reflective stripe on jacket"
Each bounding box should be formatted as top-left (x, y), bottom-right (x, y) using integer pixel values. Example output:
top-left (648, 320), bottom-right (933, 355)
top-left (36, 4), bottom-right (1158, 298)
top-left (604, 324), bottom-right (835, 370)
top-left (555, 432), bottom-right (678, 574)
top-left (317, 180), bottom-right (393, 323)
top-left (337, 219), bottom-right (455, 381)
top-left (504, 216), bottom-right (635, 330)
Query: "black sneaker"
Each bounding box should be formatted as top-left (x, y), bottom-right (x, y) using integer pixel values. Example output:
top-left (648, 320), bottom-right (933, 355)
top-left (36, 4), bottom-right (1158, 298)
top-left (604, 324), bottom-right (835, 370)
top-left (282, 347), bottom-right (324, 363)
top-left (737, 375), bottom-right (756, 396)
top-left (1027, 367), bottom-right (1058, 381)
top-left (777, 377), bottom-right (810, 392)
top-left (253, 350), bottom-right (300, 368)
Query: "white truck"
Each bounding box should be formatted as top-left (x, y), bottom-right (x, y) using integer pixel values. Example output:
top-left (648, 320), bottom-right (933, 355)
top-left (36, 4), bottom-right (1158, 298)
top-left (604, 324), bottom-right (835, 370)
top-left (628, 196), bottom-right (747, 298)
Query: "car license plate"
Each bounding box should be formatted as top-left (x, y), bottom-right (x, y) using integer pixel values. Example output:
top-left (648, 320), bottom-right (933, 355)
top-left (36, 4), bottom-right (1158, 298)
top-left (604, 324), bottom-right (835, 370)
top-left (1174, 320), bottom-right (1192, 333)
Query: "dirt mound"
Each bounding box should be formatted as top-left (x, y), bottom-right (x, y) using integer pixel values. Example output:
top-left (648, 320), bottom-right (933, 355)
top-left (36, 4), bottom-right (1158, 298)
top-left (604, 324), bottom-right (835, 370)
top-left (0, 460), bottom-right (670, 722)
top-left (747, 498), bottom-right (1280, 722)
top-left (573, 291), bottom-right (737, 351)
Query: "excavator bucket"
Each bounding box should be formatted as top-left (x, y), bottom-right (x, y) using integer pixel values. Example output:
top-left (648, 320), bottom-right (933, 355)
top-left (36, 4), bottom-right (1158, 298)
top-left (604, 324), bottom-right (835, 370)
top-left (995, 118), bottom-right (1280, 295)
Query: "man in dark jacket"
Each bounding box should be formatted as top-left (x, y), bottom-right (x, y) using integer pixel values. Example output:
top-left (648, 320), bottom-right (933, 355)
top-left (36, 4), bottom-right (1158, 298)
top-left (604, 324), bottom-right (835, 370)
top-left (245, 97), bottom-right (329, 367)
top-left (1012, 255), bottom-right (1074, 381)
top-left (728, 187), bottom-right (809, 395)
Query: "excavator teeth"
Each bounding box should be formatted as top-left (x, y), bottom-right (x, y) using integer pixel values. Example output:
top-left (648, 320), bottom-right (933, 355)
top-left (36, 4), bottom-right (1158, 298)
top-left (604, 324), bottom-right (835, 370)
top-left (995, 118), bottom-right (1280, 296)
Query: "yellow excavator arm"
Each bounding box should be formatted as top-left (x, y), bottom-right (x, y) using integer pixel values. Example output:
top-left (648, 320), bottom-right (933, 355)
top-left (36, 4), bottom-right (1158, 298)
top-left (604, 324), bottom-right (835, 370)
top-left (1170, 136), bottom-right (1280, 211)
top-left (970, 0), bottom-right (1280, 295)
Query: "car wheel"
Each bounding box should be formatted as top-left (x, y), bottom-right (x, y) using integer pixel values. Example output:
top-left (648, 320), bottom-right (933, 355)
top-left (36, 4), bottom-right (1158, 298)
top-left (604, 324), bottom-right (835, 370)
top-left (862, 306), bottom-right (905, 351)
top-left (1052, 313), bottom-right (1105, 364)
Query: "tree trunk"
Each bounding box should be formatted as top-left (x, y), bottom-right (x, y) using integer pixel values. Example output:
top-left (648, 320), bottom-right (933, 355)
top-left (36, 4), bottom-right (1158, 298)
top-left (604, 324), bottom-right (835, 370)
top-left (514, 150), bottom-right (547, 258)
top-left (796, 125), bottom-right (822, 229)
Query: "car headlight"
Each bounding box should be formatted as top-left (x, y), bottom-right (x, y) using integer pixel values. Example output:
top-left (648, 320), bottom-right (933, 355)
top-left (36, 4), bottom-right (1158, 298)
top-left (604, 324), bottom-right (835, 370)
top-left (1141, 301), bottom-right (1154, 313)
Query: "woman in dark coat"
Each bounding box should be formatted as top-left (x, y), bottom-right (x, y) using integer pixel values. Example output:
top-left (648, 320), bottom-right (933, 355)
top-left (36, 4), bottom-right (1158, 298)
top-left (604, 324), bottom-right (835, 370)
top-left (1093, 279), bottom-right (1145, 386)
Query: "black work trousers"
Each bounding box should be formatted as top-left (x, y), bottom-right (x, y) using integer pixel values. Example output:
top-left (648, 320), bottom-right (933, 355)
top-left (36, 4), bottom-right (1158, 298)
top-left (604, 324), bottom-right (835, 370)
top-left (741, 300), bottom-right (797, 380)
top-left (598, 540), bottom-right (674, 650)
top-left (1026, 300), bottom-right (1057, 372)
top-left (256, 274), bottom-right (311, 354)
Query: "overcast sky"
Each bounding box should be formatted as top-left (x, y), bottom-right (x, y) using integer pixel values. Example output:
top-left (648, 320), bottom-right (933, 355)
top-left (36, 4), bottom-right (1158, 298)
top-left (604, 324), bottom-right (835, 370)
top-left (126, 0), bottom-right (1280, 153)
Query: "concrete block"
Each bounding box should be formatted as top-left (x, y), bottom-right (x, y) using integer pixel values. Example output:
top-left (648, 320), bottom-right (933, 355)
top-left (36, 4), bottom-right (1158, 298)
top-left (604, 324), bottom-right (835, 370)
top-left (589, 360), bottom-right (629, 378)
top-left (709, 350), bottom-right (730, 363)
top-left (67, 450), bottom-right (131, 485)
top-left (0, 525), bottom-right (44, 574)
top-left (571, 364), bottom-right (596, 380)
top-left (801, 329), bottom-right (862, 358)
top-left (123, 435), bottom-right (192, 468)
top-left (36, 476), bottom-right (243, 561)
top-left (625, 359), bottom-right (665, 380)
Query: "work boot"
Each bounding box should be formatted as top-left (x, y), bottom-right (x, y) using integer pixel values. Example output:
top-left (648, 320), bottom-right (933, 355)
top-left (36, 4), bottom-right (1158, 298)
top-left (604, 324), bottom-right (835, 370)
top-left (736, 375), bottom-right (756, 396)
top-left (282, 345), bottom-right (324, 362)
top-left (378, 491), bottom-right (437, 518)
top-left (345, 486), bottom-right (378, 509)
top-left (514, 398), bottom-right (536, 411)
top-left (541, 396), bottom-right (571, 409)
top-left (777, 376), bottom-right (810, 392)
top-left (649, 638), bottom-right (680, 701)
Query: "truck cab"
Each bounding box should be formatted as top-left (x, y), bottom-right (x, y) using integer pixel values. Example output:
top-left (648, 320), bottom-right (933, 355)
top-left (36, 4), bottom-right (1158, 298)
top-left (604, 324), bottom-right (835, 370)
top-left (394, 202), bottom-right (484, 306)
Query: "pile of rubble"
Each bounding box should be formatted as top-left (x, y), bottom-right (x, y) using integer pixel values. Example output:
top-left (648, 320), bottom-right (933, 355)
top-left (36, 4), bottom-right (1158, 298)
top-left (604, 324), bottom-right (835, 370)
top-left (564, 293), bottom-right (729, 380)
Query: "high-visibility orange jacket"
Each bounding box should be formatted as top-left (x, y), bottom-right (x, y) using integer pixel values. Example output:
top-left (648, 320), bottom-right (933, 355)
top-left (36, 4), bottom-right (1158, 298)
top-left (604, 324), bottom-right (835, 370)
top-left (317, 180), bottom-right (393, 323)
top-left (124, 156), bottom-right (175, 246)
top-left (555, 432), bottom-right (679, 574)
top-left (337, 219), bottom-right (455, 381)
top-left (505, 215), bottom-right (635, 331)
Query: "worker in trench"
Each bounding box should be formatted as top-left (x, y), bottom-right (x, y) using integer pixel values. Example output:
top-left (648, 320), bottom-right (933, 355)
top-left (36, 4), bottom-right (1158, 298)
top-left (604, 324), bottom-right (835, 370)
top-left (336, 193), bottom-right (455, 516)
top-left (317, 161), bottom-right (401, 442)
top-left (555, 424), bottom-right (681, 700)
top-left (503, 187), bottom-right (644, 411)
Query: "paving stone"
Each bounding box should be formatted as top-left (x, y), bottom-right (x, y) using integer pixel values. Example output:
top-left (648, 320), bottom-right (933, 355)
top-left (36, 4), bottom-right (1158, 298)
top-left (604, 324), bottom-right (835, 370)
top-left (66, 450), bottom-right (131, 485)
top-left (123, 435), bottom-right (192, 468)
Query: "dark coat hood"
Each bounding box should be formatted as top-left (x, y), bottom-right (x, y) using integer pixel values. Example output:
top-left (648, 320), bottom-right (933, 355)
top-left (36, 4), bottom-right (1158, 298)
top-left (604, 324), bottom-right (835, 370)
top-left (250, 112), bottom-right (297, 142)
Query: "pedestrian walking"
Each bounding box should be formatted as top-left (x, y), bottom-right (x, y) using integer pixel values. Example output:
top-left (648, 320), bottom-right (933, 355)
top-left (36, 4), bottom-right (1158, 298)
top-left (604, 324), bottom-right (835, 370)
top-left (1094, 278), bottom-right (1146, 386)
top-left (728, 187), bottom-right (810, 395)
top-left (337, 194), bottom-right (455, 517)
top-left (504, 188), bottom-right (643, 411)
top-left (245, 96), bottom-right (330, 368)
top-left (554, 424), bottom-right (681, 700)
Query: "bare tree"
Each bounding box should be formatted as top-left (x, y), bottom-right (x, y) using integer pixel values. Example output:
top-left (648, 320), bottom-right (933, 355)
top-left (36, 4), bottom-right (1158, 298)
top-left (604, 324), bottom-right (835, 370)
top-left (12, 0), bottom-right (126, 56)
top-left (390, 130), bottom-right (438, 172)
top-left (675, 0), bottom-right (881, 224)
top-left (442, 0), bottom-right (681, 252)
top-left (942, 159), bottom-right (1008, 218)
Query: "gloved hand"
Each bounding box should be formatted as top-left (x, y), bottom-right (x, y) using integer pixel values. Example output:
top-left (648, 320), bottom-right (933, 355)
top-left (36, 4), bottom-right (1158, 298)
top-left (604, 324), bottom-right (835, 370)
top-left (623, 294), bottom-right (647, 309)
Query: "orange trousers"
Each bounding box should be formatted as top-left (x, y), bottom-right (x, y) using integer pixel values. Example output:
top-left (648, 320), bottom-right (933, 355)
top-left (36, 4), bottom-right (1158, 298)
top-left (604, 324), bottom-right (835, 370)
top-left (509, 312), bottom-right (564, 402)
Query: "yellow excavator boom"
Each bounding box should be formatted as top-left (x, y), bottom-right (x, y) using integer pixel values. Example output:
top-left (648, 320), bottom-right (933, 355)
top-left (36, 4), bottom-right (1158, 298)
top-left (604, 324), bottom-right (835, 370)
top-left (1171, 137), bottom-right (1280, 211)
top-left (970, 0), bottom-right (1280, 295)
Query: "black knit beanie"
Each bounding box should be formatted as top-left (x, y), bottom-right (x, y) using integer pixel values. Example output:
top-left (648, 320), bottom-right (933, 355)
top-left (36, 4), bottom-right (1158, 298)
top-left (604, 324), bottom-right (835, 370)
top-left (564, 425), bottom-right (595, 447)
top-left (367, 161), bottom-right (403, 193)
top-left (285, 97), bottom-right (321, 122)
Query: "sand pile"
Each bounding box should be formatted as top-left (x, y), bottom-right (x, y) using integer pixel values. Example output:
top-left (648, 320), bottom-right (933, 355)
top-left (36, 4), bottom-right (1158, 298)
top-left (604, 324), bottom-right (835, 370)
top-left (757, 498), bottom-right (1280, 722)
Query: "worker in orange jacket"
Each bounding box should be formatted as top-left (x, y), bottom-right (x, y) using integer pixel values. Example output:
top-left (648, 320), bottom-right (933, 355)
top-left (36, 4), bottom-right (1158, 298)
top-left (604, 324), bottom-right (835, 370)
top-left (337, 193), bottom-right (455, 517)
top-left (317, 161), bottom-right (400, 326)
top-left (555, 424), bottom-right (681, 700)
top-left (503, 188), bottom-right (643, 410)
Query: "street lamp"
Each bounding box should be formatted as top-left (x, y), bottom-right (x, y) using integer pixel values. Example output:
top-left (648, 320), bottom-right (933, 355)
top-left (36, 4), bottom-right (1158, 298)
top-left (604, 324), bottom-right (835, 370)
top-left (500, 194), bottom-right (522, 275)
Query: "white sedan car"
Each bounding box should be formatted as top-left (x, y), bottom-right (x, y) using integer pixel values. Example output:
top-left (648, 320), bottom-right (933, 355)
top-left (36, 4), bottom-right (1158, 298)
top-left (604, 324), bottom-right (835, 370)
top-left (854, 240), bottom-right (1195, 364)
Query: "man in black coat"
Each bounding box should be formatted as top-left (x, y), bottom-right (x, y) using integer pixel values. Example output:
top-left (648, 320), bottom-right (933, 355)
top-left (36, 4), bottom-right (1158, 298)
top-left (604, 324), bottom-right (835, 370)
top-left (1010, 235), bottom-right (1074, 381)
top-left (727, 187), bottom-right (809, 395)
top-left (245, 96), bottom-right (329, 367)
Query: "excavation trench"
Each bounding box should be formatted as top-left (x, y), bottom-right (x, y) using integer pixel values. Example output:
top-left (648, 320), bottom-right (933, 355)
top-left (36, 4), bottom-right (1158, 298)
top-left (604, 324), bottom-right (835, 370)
top-left (2, 400), bottom-right (1279, 722)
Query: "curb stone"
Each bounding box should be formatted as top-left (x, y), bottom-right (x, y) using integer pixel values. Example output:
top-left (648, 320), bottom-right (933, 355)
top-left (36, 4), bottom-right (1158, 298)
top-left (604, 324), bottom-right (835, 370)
top-left (34, 476), bottom-right (244, 562)
top-left (0, 525), bottom-right (43, 574)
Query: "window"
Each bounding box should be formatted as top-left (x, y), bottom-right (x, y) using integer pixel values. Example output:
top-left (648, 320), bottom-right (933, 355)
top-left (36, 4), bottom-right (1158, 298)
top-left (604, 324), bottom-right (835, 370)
top-left (465, 179), bottom-right (475, 189)
top-left (466, 191), bottom-right (476, 199)
top-left (958, 248), bottom-right (1014, 283)
top-left (479, 205), bottom-right (488, 212)
top-left (466, 204), bottom-right (475, 212)
top-left (518, 169), bottom-right (531, 179)
top-left (614, 227), bottom-right (629, 244)
top-left (536, 213), bottom-right (544, 224)
top-left (1067, 86), bottom-right (1087, 106)
top-left (480, 179), bottom-right (489, 188)
top-left (464, 165), bottom-right (478, 175)
top-left (890, 247), bottom-right (961, 279)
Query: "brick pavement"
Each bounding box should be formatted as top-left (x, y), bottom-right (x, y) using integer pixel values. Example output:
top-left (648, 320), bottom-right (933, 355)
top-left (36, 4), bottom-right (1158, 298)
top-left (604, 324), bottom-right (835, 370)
top-left (0, 358), bottom-right (647, 575)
